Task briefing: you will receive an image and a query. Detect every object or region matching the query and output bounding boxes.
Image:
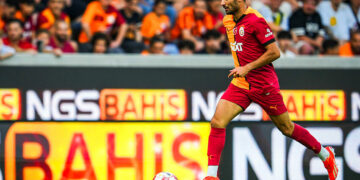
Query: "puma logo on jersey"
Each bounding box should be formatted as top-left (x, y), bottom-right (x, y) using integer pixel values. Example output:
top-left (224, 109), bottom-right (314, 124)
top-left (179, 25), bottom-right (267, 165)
top-left (265, 28), bottom-right (273, 38)
top-left (270, 105), bottom-right (277, 110)
top-left (230, 42), bottom-right (243, 52)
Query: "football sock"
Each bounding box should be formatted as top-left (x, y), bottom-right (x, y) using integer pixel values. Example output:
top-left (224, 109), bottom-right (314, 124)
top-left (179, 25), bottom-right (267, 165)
top-left (290, 123), bottom-right (321, 154)
top-left (318, 146), bottom-right (330, 161)
top-left (207, 127), bottom-right (226, 177)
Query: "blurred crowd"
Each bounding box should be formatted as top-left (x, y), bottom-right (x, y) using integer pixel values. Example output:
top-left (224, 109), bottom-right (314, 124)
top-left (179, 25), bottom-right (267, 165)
top-left (0, 0), bottom-right (359, 60)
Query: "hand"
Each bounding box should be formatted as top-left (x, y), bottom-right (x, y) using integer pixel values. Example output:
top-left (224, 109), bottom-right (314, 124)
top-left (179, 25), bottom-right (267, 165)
top-left (110, 41), bottom-right (121, 49)
top-left (53, 48), bottom-right (63, 57)
top-left (228, 66), bottom-right (251, 78)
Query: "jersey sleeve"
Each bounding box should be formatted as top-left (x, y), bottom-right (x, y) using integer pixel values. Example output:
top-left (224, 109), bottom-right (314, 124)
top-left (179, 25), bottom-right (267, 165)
top-left (253, 17), bottom-right (275, 46)
top-left (81, 3), bottom-right (96, 24)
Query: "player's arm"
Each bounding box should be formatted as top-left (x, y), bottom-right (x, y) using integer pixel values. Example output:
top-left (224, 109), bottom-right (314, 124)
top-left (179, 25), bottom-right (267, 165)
top-left (228, 42), bottom-right (280, 78)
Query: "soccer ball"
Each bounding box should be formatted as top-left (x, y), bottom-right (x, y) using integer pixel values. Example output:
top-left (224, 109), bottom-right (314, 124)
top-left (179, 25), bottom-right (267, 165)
top-left (153, 172), bottom-right (178, 180)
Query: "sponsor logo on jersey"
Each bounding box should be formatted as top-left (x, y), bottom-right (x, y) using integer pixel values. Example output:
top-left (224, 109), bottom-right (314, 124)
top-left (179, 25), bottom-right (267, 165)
top-left (230, 42), bottom-right (243, 52)
top-left (265, 28), bottom-right (273, 38)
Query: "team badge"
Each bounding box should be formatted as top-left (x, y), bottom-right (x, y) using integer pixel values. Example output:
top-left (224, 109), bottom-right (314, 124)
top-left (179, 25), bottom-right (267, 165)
top-left (239, 26), bottom-right (245, 36)
top-left (233, 27), bottom-right (237, 35)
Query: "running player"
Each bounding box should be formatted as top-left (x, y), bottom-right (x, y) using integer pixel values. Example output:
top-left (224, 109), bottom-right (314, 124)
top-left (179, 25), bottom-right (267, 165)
top-left (203, 0), bottom-right (339, 179)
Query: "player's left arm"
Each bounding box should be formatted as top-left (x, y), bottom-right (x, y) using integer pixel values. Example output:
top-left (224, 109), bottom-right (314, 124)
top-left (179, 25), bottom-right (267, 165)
top-left (229, 18), bottom-right (280, 78)
top-left (228, 42), bottom-right (280, 78)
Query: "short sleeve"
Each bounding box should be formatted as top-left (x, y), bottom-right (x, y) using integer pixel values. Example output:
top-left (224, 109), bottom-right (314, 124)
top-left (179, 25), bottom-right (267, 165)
top-left (253, 18), bottom-right (275, 46)
top-left (115, 12), bottom-right (126, 26)
top-left (178, 11), bottom-right (193, 29)
top-left (81, 3), bottom-right (96, 24)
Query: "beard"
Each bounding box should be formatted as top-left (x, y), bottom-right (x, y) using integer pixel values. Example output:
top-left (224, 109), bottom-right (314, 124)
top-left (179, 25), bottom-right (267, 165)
top-left (223, 1), bottom-right (240, 15)
top-left (55, 34), bottom-right (67, 43)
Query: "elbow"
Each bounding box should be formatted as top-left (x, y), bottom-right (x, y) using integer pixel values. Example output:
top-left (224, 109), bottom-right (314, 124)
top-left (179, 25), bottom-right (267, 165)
top-left (271, 48), bottom-right (281, 61)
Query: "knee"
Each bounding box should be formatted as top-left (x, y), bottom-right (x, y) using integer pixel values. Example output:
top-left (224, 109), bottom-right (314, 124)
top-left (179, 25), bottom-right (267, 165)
top-left (210, 117), bottom-right (227, 128)
top-left (279, 123), bottom-right (294, 137)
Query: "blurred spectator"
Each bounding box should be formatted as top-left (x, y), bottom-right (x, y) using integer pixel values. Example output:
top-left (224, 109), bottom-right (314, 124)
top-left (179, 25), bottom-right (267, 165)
top-left (111, 0), bottom-right (126, 10)
top-left (142, 36), bottom-right (165, 54)
top-left (15, 0), bottom-right (38, 40)
top-left (349, 0), bottom-right (360, 29)
top-left (269, 0), bottom-right (289, 33)
top-left (289, 0), bottom-right (324, 54)
top-left (322, 39), bottom-right (339, 55)
top-left (91, 32), bottom-right (110, 53)
top-left (37, 0), bottom-right (71, 36)
top-left (48, 20), bottom-right (77, 53)
top-left (198, 30), bottom-right (221, 54)
top-left (141, 0), bottom-right (170, 41)
top-left (35, 28), bottom-right (56, 53)
top-left (171, 0), bottom-right (213, 51)
top-left (0, 0), bottom-right (17, 34)
top-left (64, 0), bottom-right (88, 22)
top-left (0, 38), bottom-right (16, 60)
top-left (2, 19), bottom-right (36, 53)
top-left (339, 30), bottom-right (360, 56)
top-left (121, 0), bottom-right (145, 53)
top-left (178, 39), bottom-right (195, 54)
top-left (317, 0), bottom-right (356, 43)
top-left (277, 30), bottom-right (296, 57)
top-left (207, 0), bottom-right (225, 35)
top-left (79, 0), bottom-right (128, 50)
top-left (2, 1), bottom-right (17, 21)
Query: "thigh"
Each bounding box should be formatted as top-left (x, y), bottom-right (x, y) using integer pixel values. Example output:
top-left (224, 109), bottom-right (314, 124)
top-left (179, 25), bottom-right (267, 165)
top-left (250, 86), bottom-right (287, 116)
top-left (269, 111), bottom-right (294, 133)
top-left (211, 99), bottom-right (244, 128)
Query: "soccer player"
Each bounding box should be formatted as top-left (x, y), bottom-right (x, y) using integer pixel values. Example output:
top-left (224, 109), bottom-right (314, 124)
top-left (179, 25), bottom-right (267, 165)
top-left (203, 0), bottom-right (339, 180)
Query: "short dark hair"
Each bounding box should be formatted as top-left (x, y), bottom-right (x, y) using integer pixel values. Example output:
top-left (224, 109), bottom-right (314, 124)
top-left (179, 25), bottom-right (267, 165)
top-left (203, 30), bottom-right (221, 40)
top-left (322, 39), bottom-right (339, 53)
top-left (154, 0), bottom-right (167, 7)
top-left (36, 28), bottom-right (50, 36)
top-left (19, 0), bottom-right (35, 5)
top-left (6, 19), bottom-right (23, 29)
top-left (150, 36), bottom-right (165, 47)
top-left (178, 40), bottom-right (195, 51)
top-left (5, 0), bottom-right (17, 7)
top-left (277, 31), bottom-right (292, 40)
top-left (91, 32), bottom-right (110, 48)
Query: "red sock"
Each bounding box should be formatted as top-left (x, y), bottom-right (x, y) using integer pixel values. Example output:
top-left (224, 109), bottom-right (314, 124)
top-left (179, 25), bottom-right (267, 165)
top-left (207, 127), bottom-right (226, 166)
top-left (291, 123), bottom-right (321, 154)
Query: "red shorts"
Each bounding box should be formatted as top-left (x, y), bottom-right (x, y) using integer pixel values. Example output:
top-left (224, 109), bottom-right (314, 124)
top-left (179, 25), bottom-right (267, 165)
top-left (221, 83), bottom-right (287, 116)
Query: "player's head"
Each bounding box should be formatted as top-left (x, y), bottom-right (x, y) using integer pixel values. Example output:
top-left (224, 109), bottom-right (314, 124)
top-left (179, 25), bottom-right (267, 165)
top-left (153, 0), bottom-right (167, 15)
top-left (277, 31), bottom-right (293, 51)
top-left (91, 33), bottom-right (110, 54)
top-left (54, 20), bottom-right (69, 43)
top-left (6, 19), bottom-right (24, 42)
top-left (302, 0), bottom-right (318, 15)
top-left (149, 36), bottom-right (165, 54)
top-left (270, 0), bottom-right (283, 12)
top-left (350, 30), bottom-right (360, 55)
top-left (331, 0), bottom-right (342, 7)
top-left (194, 0), bottom-right (207, 19)
top-left (221, 0), bottom-right (245, 15)
top-left (178, 40), bottom-right (195, 55)
top-left (19, 0), bottom-right (35, 17)
top-left (322, 39), bottom-right (339, 55)
top-left (48, 0), bottom-right (64, 17)
top-left (99, 0), bottom-right (112, 7)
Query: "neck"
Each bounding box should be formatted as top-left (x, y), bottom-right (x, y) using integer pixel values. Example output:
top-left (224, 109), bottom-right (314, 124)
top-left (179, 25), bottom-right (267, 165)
top-left (234, 5), bottom-right (247, 21)
top-left (331, 2), bottom-right (339, 11)
top-left (352, 6), bottom-right (359, 14)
